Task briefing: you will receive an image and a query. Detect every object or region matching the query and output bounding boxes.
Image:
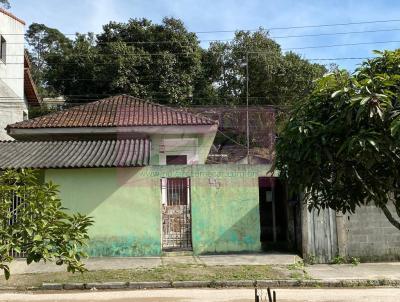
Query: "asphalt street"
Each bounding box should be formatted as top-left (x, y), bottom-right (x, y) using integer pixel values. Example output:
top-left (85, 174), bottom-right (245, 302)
top-left (0, 288), bottom-right (399, 302)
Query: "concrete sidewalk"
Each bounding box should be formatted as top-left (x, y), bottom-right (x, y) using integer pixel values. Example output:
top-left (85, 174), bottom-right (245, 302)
top-left (9, 253), bottom-right (299, 275)
top-left (8, 254), bottom-right (400, 284)
top-left (305, 262), bottom-right (400, 280)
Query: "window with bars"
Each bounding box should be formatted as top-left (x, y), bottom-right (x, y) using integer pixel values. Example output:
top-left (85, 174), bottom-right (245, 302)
top-left (161, 178), bottom-right (190, 206)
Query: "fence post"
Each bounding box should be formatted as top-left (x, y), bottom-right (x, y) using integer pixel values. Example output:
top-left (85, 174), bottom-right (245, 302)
top-left (267, 287), bottom-right (272, 302)
top-left (254, 288), bottom-right (259, 302)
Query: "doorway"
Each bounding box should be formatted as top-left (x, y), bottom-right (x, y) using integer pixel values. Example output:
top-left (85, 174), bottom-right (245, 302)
top-left (161, 177), bottom-right (192, 251)
top-left (258, 177), bottom-right (288, 251)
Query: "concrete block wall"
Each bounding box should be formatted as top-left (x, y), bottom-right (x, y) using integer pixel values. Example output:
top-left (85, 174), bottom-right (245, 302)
top-left (343, 203), bottom-right (400, 261)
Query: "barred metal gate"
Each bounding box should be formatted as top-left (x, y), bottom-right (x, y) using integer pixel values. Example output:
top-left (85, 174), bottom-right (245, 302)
top-left (161, 178), bottom-right (192, 251)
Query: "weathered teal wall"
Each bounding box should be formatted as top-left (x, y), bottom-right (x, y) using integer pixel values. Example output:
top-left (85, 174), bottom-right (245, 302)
top-left (189, 165), bottom-right (265, 254)
top-left (45, 164), bottom-right (273, 256)
top-left (45, 168), bottom-right (162, 257)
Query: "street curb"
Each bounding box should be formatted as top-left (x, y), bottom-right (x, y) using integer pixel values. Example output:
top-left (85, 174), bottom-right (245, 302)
top-left (39, 279), bottom-right (400, 291)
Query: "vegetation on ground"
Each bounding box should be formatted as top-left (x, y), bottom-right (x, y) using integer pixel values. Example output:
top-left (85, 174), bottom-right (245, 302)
top-left (0, 264), bottom-right (287, 290)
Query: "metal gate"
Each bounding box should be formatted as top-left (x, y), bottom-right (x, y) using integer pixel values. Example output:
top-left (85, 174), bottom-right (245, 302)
top-left (161, 178), bottom-right (192, 251)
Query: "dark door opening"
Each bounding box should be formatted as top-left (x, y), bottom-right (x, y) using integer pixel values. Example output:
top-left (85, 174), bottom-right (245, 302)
top-left (258, 177), bottom-right (288, 251)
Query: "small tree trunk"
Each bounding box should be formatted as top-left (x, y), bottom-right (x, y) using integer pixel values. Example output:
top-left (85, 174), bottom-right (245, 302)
top-left (381, 204), bottom-right (400, 231)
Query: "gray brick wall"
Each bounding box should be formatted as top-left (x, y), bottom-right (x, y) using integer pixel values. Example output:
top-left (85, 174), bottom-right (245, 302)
top-left (344, 203), bottom-right (400, 261)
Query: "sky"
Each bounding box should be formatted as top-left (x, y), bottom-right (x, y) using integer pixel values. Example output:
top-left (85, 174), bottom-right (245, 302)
top-left (8, 0), bottom-right (400, 71)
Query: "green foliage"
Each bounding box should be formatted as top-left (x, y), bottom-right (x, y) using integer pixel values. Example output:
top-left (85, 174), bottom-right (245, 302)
top-left (25, 21), bottom-right (325, 108)
top-left (331, 255), bottom-right (360, 265)
top-left (331, 255), bottom-right (346, 264)
top-left (26, 18), bottom-right (202, 106)
top-left (27, 106), bottom-right (59, 119)
top-left (287, 260), bottom-right (305, 270)
top-left (275, 49), bottom-right (400, 230)
top-left (0, 169), bottom-right (93, 280)
top-left (0, 0), bottom-right (10, 9)
top-left (25, 23), bottom-right (73, 97)
top-left (205, 30), bottom-right (326, 106)
top-left (303, 254), bottom-right (316, 265)
top-left (350, 257), bottom-right (360, 266)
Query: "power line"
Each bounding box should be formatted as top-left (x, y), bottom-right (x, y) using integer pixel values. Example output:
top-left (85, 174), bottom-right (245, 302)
top-left (0, 73), bottom-right (342, 82)
top-left (2, 56), bottom-right (374, 66)
top-left (7, 39), bottom-right (398, 58)
top-left (0, 96), bottom-right (291, 105)
top-left (3, 18), bottom-right (400, 36)
top-left (273, 28), bottom-right (400, 39)
top-left (194, 19), bottom-right (400, 33)
top-left (284, 40), bottom-right (400, 51)
top-left (7, 27), bottom-right (400, 45)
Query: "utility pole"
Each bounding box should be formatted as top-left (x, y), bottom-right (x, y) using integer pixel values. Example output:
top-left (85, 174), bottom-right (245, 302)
top-left (246, 52), bottom-right (250, 164)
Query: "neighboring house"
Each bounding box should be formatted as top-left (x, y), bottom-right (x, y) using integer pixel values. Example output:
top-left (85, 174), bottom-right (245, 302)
top-left (1, 95), bottom-right (286, 256)
top-left (42, 96), bottom-right (66, 110)
top-left (0, 8), bottom-right (40, 140)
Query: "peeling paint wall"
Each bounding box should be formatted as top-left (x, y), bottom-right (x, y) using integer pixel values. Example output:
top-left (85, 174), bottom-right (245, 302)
top-left (45, 164), bottom-right (272, 256)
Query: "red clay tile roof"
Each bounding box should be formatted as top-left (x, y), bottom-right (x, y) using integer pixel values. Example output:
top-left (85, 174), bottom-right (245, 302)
top-left (8, 95), bottom-right (217, 129)
top-left (0, 8), bottom-right (25, 25)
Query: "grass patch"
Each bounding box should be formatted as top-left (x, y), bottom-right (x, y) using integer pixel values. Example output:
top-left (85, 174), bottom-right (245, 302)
top-left (0, 264), bottom-right (287, 290)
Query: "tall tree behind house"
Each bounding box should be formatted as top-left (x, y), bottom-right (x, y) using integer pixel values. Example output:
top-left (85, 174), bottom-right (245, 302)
top-left (25, 19), bottom-right (326, 108)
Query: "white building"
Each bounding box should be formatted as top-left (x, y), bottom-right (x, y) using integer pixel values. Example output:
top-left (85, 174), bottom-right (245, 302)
top-left (0, 8), bottom-right (40, 140)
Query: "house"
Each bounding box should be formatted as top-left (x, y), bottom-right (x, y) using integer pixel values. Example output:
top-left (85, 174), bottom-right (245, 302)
top-left (41, 96), bottom-right (66, 110)
top-left (1, 95), bottom-right (290, 256)
top-left (2, 94), bottom-right (397, 261)
top-left (0, 8), bottom-right (41, 140)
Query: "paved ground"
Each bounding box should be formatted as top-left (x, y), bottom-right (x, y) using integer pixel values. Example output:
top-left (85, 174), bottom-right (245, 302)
top-left (1, 288), bottom-right (400, 302)
top-left (305, 262), bottom-right (400, 280)
top-left (8, 253), bottom-right (300, 275)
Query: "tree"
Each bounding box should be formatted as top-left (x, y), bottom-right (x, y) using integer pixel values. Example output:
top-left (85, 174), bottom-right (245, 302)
top-left (0, 169), bottom-right (93, 279)
top-left (26, 18), bottom-right (203, 105)
top-left (204, 30), bottom-right (326, 106)
top-left (25, 23), bottom-right (73, 97)
top-left (275, 49), bottom-right (400, 230)
top-left (95, 17), bottom-right (202, 106)
top-left (26, 21), bottom-right (325, 108)
top-left (0, 0), bottom-right (10, 9)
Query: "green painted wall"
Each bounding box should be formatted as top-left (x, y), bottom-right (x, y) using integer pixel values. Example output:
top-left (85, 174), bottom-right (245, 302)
top-left (45, 164), bottom-right (272, 256)
top-left (45, 168), bottom-right (162, 256)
